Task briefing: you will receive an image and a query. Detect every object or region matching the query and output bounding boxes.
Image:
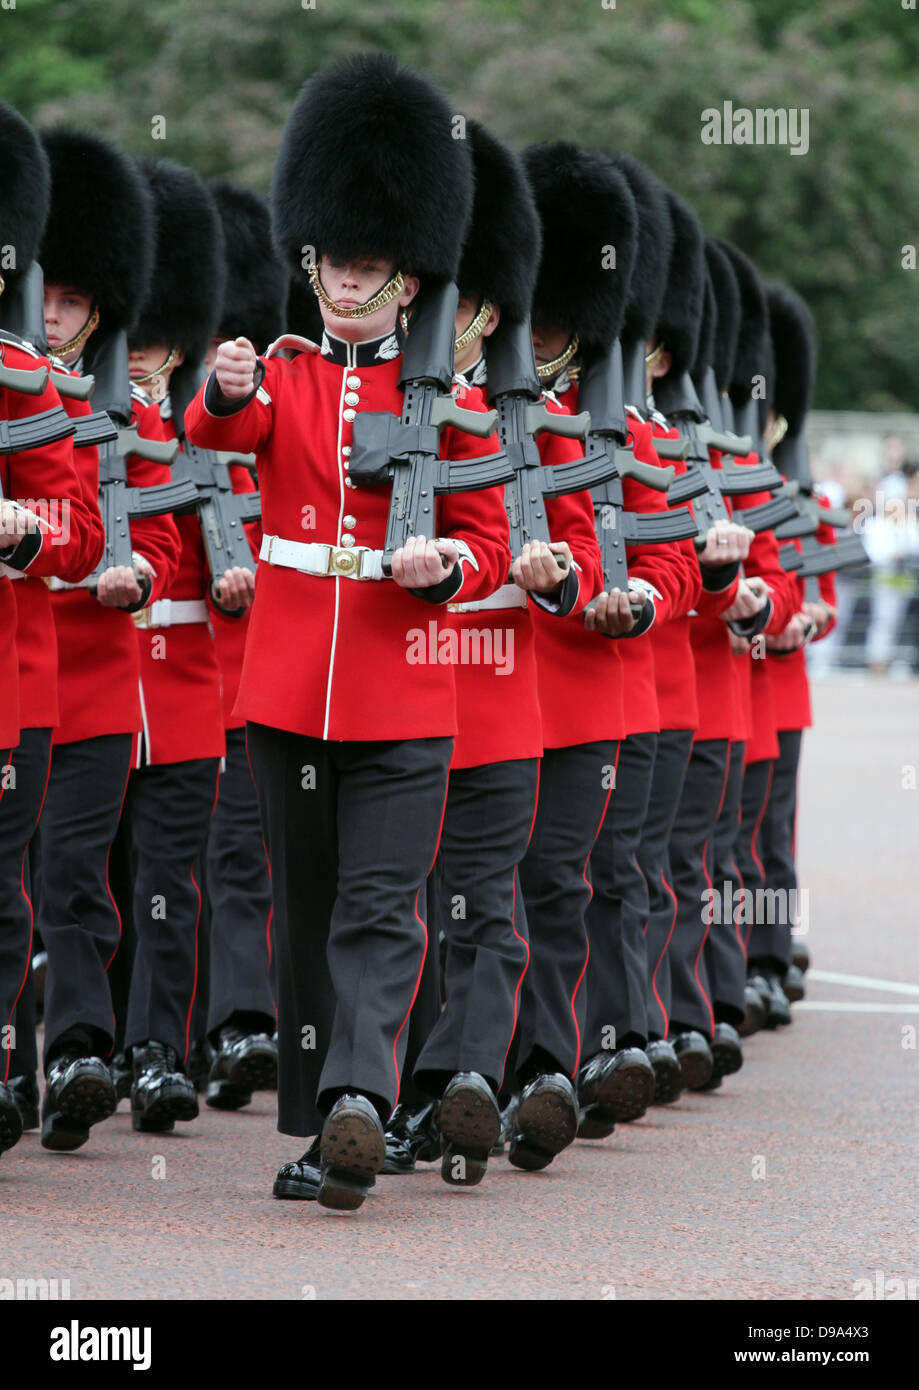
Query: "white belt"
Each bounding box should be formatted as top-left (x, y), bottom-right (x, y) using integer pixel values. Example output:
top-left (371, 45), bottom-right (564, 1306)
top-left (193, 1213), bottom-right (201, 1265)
top-left (260, 534), bottom-right (385, 581)
top-left (47, 576), bottom-right (86, 592)
top-left (133, 598), bottom-right (209, 628)
top-left (448, 584), bottom-right (526, 614)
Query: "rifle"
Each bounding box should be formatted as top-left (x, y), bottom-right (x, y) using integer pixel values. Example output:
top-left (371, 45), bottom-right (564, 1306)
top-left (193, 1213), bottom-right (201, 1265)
top-left (0, 334), bottom-right (77, 452)
top-left (484, 316), bottom-right (595, 570)
top-left (168, 361), bottom-right (263, 584)
top-left (577, 343), bottom-right (699, 612)
top-left (347, 282), bottom-right (514, 576)
top-left (769, 421), bottom-right (867, 583)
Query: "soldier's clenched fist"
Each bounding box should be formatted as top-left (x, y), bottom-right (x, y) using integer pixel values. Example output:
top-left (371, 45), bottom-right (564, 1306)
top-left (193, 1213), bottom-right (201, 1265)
top-left (215, 336), bottom-right (258, 399)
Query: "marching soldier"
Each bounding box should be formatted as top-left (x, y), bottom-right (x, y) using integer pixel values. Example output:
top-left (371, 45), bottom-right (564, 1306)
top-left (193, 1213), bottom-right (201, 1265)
top-left (185, 54), bottom-right (511, 1211)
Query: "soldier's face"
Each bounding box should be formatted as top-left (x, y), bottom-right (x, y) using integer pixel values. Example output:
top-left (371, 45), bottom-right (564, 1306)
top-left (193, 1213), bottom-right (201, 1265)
top-left (531, 323), bottom-right (572, 368)
top-left (44, 284), bottom-right (96, 364)
top-left (317, 254), bottom-right (419, 342)
top-left (454, 294), bottom-right (500, 374)
top-left (127, 341), bottom-right (184, 384)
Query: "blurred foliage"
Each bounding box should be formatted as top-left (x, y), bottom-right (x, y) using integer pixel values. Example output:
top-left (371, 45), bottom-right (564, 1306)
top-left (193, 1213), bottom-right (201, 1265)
top-left (1, 0), bottom-right (917, 410)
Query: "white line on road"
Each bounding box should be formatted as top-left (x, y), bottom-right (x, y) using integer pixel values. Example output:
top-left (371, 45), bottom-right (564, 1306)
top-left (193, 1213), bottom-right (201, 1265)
top-left (795, 1001), bottom-right (919, 1013)
top-left (808, 970), bottom-right (919, 997)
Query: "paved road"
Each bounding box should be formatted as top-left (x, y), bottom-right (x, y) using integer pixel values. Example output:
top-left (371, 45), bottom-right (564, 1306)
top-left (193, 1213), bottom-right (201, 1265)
top-left (2, 677), bottom-right (917, 1300)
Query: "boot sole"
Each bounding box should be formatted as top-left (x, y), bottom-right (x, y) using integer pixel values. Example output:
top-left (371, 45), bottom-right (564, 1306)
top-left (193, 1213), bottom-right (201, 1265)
top-left (273, 1176), bottom-right (319, 1201)
top-left (597, 1059), bottom-right (655, 1122)
top-left (0, 1099), bottom-right (24, 1154)
top-left (677, 1049), bottom-right (713, 1091)
top-left (58, 1073), bottom-right (117, 1128)
top-left (649, 1060), bottom-right (683, 1105)
top-left (318, 1105), bottom-right (386, 1210)
top-left (576, 1108), bottom-right (616, 1141)
top-left (711, 1038), bottom-right (743, 1080)
top-left (132, 1083), bottom-right (199, 1132)
top-left (510, 1086), bottom-right (578, 1171)
top-left (227, 1048), bottom-right (278, 1094)
top-left (438, 1082), bottom-right (500, 1186)
top-left (205, 1080), bottom-right (253, 1111)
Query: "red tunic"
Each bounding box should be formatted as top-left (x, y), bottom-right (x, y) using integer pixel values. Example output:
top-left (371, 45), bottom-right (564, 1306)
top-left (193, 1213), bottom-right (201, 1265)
top-left (449, 387), bottom-right (601, 769)
top-left (133, 406), bottom-right (226, 765)
top-left (2, 350), bottom-right (105, 738)
top-left (51, 395), bottom-right (182, 745)
top-left (184, 343), bottom-right (512, 743)
top-left (208, 462), bottom-right (261, 731)
top-left (647, 415), bottom-right (700, 732)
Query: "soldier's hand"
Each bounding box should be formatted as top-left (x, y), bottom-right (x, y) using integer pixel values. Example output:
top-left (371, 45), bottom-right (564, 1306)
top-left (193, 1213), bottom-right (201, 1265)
top-left (0, 500), bottom-right (36, 542)
top-left (584, 587), bottom-right (642, 636)
top-left (728, 630), bottom-right (752, 656)
top-left (699, 519), bottom-right (754, 567)
top-left (96, 565), bottom-right (144, 608)
top-left (511, 540), bottom-right (571, 594)
top-left (212, 566), bottom-right (255, 610)
top-left (765, 613), bottom-right (809, 652)
top-left (391, 535), bottom-right (459, 588)
top-left (720, 575), bottom-right (770, 623)
top-left (215, 337), bottom-right (257, 399)
top-left (803, 599), bottom-right (833, 637)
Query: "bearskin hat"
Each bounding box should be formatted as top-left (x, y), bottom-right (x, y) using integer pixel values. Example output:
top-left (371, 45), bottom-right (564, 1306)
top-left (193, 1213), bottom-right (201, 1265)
top-left (766, 282), bottom-right (817, 435)
top-left (209, 180), bottom-right (285, 355)
top-left (272, 53), bottom-right (473, 286)
top-left (606, 153), bottom-right (674, 349)
top-left (0, 101), bottom-right (50, 290)
top-left (523, 142), bottom-right (638, 352)
top-left (656, 191), bottom-right (706, 380)
top-left (39, 128), bottom-right (154, 337)
top-left (712, 239), bottom-right (768, 407)
top-left (693, 273), bottom-right (718, 381)
top-left (286, 271), bottom-right (324, 343)
top-left (131, 158), bottom-right (226, 363)
top-left (455, 122), bottom-right (541, 324)
top-left (704, 238), bottom-right (741, 395)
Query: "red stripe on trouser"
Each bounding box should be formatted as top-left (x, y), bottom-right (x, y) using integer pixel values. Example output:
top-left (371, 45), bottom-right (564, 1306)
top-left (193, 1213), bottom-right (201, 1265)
top-left (692, 755), bottom-right (732, 1037)
top-left (391, 775), bottom-right (450, 1101)
top-left (182, 769), bottom-right (221, 1067)
top-left (650, 869), bottom-right (679, 1037)
top-left (3, 741), bottom-right (52, 1084)
top-left (500, 759), bottom-right (540, 1085)
top-left (570, 743), bottom-right (619, 1079)
top-left (745, 763), bottom-right (774, 951)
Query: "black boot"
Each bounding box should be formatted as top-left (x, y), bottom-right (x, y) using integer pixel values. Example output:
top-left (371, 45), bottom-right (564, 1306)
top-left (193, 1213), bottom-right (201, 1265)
top-left (273, 1137), bottom-right (323, 1201)
top-left (0, 1083), bottom-right (24, 1157)
top-left (437, 1072), bottom-right (501, 1187)
top-left (131, 1041), bottom-right (198, 1133)
top-left (7, 1073), bottom-right (40, 1131)
top-left (205, 1026), bottom-right (277, 1111)
top-left (508, 1073), bottom-right (579, 1172)
top-left (41, 1049), bottom-right (117, 1151)
top-left (646, 1039), bottom-right (683, 1105)
top-left (380, 1101), bottom-right (442, 1174)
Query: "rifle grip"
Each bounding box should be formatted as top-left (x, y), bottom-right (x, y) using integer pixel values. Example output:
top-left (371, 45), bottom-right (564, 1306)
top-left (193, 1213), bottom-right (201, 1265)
top-left (618, 456), bottom-right (676, 492)
top-left (0, 362), bottom-right (50, 395)
top-left (429, 395), bottom-right (497, 438)
top-left (652, 436), bottom-right (688, 460)
top-left (524, 402), bottom-right (591, 440)
top-left (121, 434), bottom-right (181, 465)
top-left (51, 370), bottom-right (95, 402)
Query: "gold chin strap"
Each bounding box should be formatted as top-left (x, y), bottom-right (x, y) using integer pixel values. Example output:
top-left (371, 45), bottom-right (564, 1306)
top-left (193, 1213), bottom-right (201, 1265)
top-left (536, 334), bottom-right (579, 381)
top-left (644, 342), bottom-right (665, 369)
top-left (132, 346), bottom-right (181, 401)
top-left (0, 272), bottom-right (5, 297)
top-left (54, 306), bottom-right (101, 358)
top-left (309, 263), bottom-right (405, 319)
top-left (454, 298), bottom-right (494, 355)
top-left (766, 413), bottom-right (789, 452)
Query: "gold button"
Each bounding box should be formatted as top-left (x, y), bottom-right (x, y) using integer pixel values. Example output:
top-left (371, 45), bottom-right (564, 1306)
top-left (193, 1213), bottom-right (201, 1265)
top-left (343, 514), bottom-right (357, 529)
top-left (346, 375), bottom-right (361, 389)
top-left (345, 477), bottom-right (356, 489)
top-left (340, 533), bottom-right (355, 547)
top-left (344, 391), bottom-right (360, 406)
top-left (343, 408), bottom-right (356, 423)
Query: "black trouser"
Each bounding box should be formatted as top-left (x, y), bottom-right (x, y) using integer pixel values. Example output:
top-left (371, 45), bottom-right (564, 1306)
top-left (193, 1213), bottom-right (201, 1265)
top-left (8, 823), bottom-right (42, 1080)
top-left (122, 757), bottom-right (221, 1064)
top-left (246, 722), bottom-right (453, 1139)
top-left (735, 757), bottom-right (773, 959)
top-left (639, 729), bottom-right (694, 1041)
top-left (414, 757), bottom-right (537, 1096)
top-left (0, 728), bottom-right (51, 1085)
top-left (37, 733), bottom-right (133, 1067)
top-left (584, 732), bottom-right (657, 1054)
top-left (204, 726), bottom-right (274, 1039)
top-left (748, 730), bottom-right (803, 971)
top-left (667, 737), bottom-right (730, 1038)
top-left (703, 739), bottom-right (748, 1027)
top-left (516, 740), bottom-right (618, 1084)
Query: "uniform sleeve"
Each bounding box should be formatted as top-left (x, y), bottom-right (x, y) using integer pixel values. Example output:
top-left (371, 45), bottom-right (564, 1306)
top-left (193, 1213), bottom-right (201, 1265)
top-left (125, 398), bottom-right (183, 605)
top-left (538, 420), bottom-right (603, 617)
top-left (621, 418), bottom-right (702, 628)
top-left (184, 358), bottom-right (276, 456)
top-left (2, 370), bottom-right (104, 582)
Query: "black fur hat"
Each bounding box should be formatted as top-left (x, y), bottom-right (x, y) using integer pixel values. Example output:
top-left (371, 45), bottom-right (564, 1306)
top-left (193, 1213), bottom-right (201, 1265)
top-left (704, 238), bottom-right (741, 395)
top-left (0, 101), bottom-right (50, 289)
top-left (209, 180), bottom-right (285, 355)
top-left (693, 273), bottom-right (717, 381)
top-left (131, 158), bottom-right (226, 362)
top-left (656, 191), bottom-right (706, 380)
top-left (456, 122), bottom-right (540, 324)
top-left (712, 239), bottom-right (768, 406)
top-left (39, 128), bottom-right (154, 336)
top-left (286, 271), bottom-right (324, 343)
top-left (272, 53), bottom-right (473, 285)
top-left (606, 153), bottom-right (674, 349)
top-left (523, 141), bottom-right (638, 351)
top-left (766, 282), bottom-right (816, 434)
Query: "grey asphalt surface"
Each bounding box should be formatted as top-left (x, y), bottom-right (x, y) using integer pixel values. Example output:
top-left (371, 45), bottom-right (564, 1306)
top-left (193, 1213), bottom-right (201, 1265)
top-left (2, 676), bottom-right (916, 1300)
